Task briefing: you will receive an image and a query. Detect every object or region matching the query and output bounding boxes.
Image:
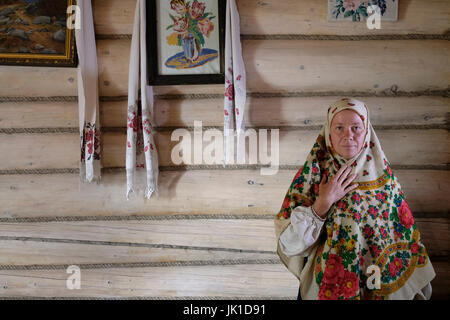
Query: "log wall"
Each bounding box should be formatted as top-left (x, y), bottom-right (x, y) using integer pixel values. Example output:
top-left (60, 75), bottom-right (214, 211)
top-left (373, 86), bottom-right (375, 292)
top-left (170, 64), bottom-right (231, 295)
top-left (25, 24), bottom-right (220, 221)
top-left (0, 0), bottom-right (448, 299)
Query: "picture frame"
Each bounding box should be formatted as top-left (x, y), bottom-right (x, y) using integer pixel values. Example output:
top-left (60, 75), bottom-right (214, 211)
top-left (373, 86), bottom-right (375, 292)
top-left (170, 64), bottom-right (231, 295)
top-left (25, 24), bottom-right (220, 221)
top-left (147, 0), bottom-right (226, 86)
top-left (0, 0), bottom-right (77, 67)
top-left (327, 0), bottom-right (398, 22)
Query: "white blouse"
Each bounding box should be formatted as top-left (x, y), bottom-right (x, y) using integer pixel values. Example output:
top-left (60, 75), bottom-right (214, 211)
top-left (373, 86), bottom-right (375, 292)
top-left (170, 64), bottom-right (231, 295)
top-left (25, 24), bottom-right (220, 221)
top-left (278, 205), bottom-right (433, 300)
top-left (278, 205), bottom-right (327, 257)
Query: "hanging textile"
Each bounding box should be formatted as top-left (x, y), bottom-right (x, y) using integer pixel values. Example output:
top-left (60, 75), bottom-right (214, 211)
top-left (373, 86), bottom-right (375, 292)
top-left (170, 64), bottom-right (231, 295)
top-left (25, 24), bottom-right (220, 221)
top-left (75, 0), bottom-right (101, 183)
top-left (126, 0), bottom-right (159, 200)
top-left (223, 0), bottom-right (247, 166)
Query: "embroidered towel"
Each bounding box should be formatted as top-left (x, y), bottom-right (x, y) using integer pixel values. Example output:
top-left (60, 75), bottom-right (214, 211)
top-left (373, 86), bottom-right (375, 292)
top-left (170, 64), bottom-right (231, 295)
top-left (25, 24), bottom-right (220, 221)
top-left (75, 0), bottom-right (101, 183)
top-left (126, 0), bottom-right (159, 200)
top-left (223, 0), bottom-right (247, 166)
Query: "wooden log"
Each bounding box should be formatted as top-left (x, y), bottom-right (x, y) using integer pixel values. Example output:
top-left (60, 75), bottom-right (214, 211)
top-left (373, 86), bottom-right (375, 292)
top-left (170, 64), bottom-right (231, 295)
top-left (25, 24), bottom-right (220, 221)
top-left (0, 241), bottom-right (278, 266)
top-left (105, 129), bottom-right (450, 168)
top-left (0, 218), bottom-right (446, 264)
top-left (149, 96), bottom-right (450, 128)
top-left (0, 170), bottom-right (448, 218)
top-left (1, 129), bottom-right (447, 170)
top-left (0, 264), bottom-right (298, 298)
top-left (1, 40), bottom-right (448, 97)
top-left (93, 0), bottom-right (450, 36)
top-left (0, 66), bottom-right (77, 97)
top-left (1, 97), bottom-right (448, 129)
top-left (0, 262), bottom-right (447, 298)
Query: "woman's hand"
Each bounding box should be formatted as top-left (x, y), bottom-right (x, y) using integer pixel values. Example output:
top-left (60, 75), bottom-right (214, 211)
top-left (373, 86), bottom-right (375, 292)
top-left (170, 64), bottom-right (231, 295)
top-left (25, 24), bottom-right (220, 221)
top-left (312, 165), bottom-right (359, 219)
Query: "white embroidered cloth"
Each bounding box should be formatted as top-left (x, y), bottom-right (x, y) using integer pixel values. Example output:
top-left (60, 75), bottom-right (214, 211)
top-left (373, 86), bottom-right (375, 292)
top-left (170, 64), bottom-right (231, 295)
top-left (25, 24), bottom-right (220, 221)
top-left (126, 0), bottom-right (159, 200)
top-left (75, 0), bottom-right (101, 183)
top-left (223, 0), bottom-right (247, 165)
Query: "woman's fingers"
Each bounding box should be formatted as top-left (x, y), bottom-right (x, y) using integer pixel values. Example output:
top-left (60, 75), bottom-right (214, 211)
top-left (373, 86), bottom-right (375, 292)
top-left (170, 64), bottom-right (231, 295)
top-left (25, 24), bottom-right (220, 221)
top-left (337, 165), bottom-right (352, 184)
top-left (342, 173), bottom-right (357, 187)
top-left (334, 165), bottom-right (348, 182)
top-left (344, 182), bottom-right (359, 193)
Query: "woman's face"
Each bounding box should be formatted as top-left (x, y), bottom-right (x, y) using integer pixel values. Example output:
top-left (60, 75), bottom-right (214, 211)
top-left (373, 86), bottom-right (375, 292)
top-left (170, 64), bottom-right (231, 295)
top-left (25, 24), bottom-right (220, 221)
top-left (330, 109), bottom-right (366, 160)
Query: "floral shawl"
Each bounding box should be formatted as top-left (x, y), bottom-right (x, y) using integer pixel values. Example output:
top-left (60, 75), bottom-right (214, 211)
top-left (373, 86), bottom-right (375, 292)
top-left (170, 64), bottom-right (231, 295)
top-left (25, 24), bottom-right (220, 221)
top-left (274, 98), bottom-right (436, 300)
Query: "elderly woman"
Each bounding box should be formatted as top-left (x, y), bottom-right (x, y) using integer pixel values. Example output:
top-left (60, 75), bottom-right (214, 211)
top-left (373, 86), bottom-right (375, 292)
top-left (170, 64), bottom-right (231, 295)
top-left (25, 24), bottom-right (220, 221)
top-left (274, 98), bottom-right (436, 300)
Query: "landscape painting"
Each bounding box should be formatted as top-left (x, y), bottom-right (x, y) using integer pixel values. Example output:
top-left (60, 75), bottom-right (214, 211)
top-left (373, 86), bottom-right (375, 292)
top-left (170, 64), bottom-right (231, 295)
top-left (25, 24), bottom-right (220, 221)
top-left (0, 0), bottom-right (77, 67)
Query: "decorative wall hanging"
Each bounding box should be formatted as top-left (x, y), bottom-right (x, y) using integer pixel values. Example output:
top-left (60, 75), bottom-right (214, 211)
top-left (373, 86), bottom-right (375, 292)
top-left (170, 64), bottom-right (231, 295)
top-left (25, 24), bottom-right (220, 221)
top-left (127, 0), bottom-right (159, 200)
top-left (75, 0), bottom-right (101, 183)
top-left (223, 0), bottom-right (246, 166)
top-left (147, 0), bottom-right (226, 85)
top-left (0, 0), bottom-right (77, 67)
top-left (327, 0), bottom-right (398, 22)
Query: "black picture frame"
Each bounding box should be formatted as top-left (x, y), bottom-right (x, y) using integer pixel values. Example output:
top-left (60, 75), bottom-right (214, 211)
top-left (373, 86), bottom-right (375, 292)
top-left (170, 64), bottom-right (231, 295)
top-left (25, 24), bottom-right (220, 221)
top-left (147, 0), bottom-right (226, 86)
top-left (0, 0), bottom-right (77, 68)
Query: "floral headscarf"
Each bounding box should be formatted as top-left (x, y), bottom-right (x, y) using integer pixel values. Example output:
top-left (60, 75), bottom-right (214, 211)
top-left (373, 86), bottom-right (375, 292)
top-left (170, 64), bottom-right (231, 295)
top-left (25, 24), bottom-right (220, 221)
top-left (274, 98), bottom-right (436, 300)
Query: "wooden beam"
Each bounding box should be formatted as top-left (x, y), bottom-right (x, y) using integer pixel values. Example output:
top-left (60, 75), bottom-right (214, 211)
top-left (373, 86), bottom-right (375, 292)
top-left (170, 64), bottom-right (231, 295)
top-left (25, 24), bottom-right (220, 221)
top-left (1, 97), bottom-right (448, 129)
top-left (93, 0), bottom-right (450, 36)
top-left (1, 129), bottom-right (448, 170)
top-left (0, 170), bottom-right (448, 217)
top-left (1, 40), bottom-right (448, 97)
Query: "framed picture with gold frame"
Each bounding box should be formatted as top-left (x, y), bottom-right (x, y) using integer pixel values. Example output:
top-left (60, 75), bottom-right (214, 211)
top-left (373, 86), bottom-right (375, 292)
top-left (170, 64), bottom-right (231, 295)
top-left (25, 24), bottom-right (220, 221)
top-left (0, 0), bottom-right (77, 67)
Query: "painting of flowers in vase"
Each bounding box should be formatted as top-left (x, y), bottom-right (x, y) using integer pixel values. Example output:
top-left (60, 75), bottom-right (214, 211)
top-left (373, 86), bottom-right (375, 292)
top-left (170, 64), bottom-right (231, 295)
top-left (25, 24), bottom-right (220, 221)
top-left (154, 0), bottom-right (224, 76)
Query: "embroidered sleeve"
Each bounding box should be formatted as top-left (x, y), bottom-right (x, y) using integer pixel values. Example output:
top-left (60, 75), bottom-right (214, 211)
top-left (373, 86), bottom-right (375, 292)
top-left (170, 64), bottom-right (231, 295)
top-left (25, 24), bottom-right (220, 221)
top-left (278, 205), bottom-right (326, 257)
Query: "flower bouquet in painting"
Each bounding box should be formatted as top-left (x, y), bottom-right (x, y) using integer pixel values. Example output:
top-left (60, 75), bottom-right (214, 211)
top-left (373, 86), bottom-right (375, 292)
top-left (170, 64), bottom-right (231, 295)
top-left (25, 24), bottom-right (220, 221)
top-left (165, 0), bottom-right (217, 68)
top-left (328, 0), bottom-right (398, 22)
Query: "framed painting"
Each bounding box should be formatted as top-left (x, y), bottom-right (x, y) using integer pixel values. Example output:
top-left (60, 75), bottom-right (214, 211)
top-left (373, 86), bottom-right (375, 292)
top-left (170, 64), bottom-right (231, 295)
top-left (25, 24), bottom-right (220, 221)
top-left (0, 0), bottom-right (77, 67)
top-left (147, 0), bottom-right (226, 86)
top-left (327, 0), bottom-right (398, 22)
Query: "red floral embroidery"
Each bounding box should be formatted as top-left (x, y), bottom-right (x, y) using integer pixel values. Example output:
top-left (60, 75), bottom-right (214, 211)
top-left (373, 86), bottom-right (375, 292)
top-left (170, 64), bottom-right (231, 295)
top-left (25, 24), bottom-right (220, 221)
top-left (236, 75), bottom-right (242, 81)
top-left (348, 103), bottom-right (355, 106)
top-left (386, 165), bottom-right (392, 177)
top-left (225, 80), bottom-right (234, 101)
top-left (398, 200), bottom-right (414, 229)
top-left (410, 242), bottom-right (420, 254)
top-left (236, 108), bottom-right (239, 115)
top-left (224, 110), bottom-right (229, 116)
top-left (319, 283), bottom-right (340, 300)
top-left (340, 270), bottom-right (359, 299)
top-left (388, 257), bottom-right (403, 277)
top-left (142, 119), bottom-right (152, 135)
top-left (323, 254), bottom-right (345, 285)
top-left (370, 245), bottom-right (381, 258)
top-left (366, 155), bottom-right (372, 161)
top-left (128, 111), bottom-right (138, 133)
top-left (83, 122), bottom-right (100, 161)
top-left (282, 196), bottom-right (291, 209)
